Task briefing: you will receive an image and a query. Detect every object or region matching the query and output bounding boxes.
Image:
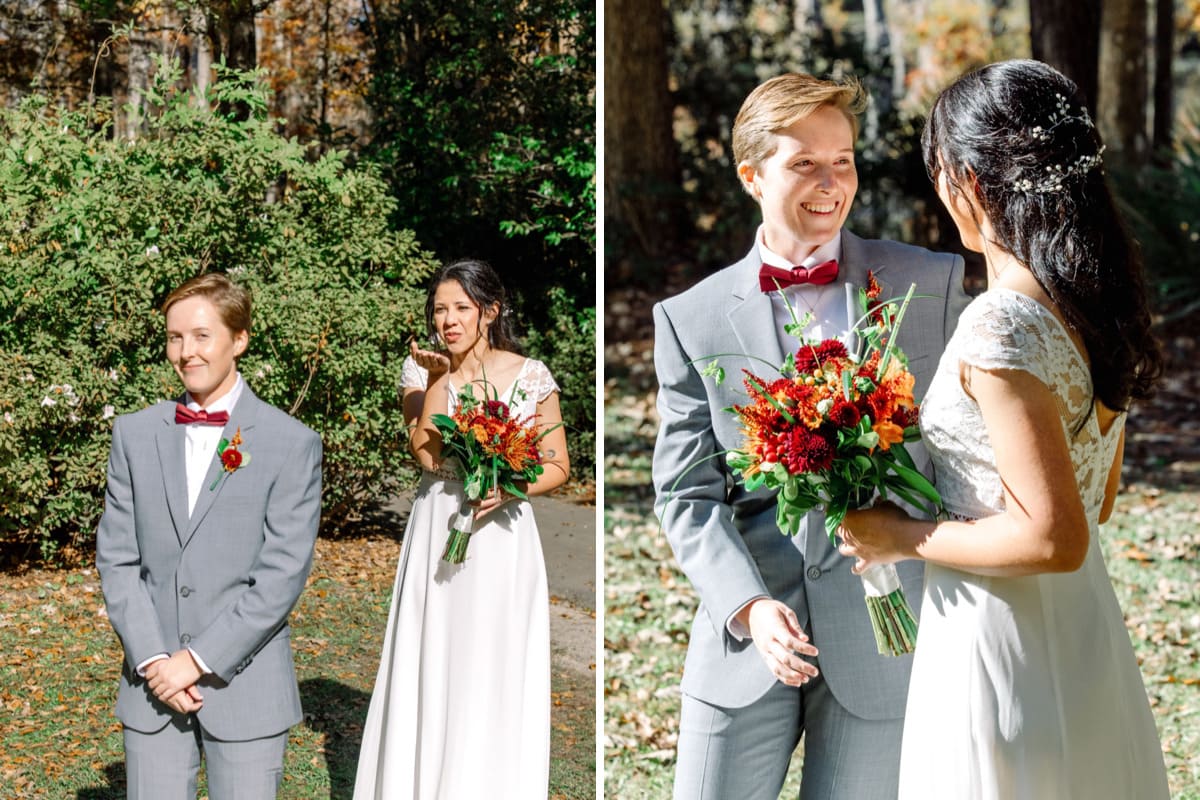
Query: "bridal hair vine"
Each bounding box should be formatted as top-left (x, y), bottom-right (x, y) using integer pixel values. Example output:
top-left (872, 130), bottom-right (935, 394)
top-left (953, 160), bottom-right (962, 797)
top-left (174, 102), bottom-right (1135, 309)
top-left (1012, 93), bottom-right (1105, 194)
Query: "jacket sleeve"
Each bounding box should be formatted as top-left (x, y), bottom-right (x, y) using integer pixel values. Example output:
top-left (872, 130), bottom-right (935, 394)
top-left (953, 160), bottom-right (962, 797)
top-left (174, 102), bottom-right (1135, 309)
top-left (651, 300), bottom-right (769, 645)
top-left (95, 417), bottom-right (171, 672)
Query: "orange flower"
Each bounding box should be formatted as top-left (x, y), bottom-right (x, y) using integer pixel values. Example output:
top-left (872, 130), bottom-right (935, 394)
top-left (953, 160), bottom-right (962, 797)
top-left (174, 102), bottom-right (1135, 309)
top-left (872, 420), bottom-right (906, 451)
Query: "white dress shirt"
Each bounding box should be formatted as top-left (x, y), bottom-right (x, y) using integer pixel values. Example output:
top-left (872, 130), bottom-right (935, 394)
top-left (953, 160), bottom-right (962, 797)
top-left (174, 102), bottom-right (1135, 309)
top-left (761, 228), bottom-right (848, 349)
top-left (136, 374), bottom-right (245, 678)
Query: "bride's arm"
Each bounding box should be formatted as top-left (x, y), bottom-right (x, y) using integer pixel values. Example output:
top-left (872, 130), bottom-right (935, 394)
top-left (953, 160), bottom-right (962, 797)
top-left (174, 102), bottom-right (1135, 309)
top-left (524, 390), bottom-right (570, 497)
top-left (840, 365), bottom-right (1090, 577)
top-left (408, 373), bottom-right (452, 472)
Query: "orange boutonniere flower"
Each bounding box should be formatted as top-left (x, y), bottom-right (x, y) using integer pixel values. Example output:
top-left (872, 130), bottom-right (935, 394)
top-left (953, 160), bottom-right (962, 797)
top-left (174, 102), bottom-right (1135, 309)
top-left (210, 427), bottom-right (251, 490)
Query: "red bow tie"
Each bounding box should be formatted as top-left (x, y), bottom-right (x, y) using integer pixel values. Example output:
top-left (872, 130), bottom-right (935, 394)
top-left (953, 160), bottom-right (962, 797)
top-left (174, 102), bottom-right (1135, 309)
top-left (759, 259), bottom-right (839, 292)
top-left (175, 404), bottom-right (229, 426)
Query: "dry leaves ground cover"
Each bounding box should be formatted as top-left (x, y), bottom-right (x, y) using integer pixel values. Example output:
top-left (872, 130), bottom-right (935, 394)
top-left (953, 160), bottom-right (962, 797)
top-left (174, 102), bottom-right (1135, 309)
top-left (0, 530), bottom-right (596, 798)
top-left (602, 287), bottom-right (1200, 799)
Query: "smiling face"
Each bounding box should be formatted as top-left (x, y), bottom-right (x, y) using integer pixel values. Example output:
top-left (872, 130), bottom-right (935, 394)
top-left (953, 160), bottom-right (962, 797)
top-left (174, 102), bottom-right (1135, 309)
top-left (738, 104), bottom-right (858, 263)
top-left (165, 295), bottom-right (248, 408)
top-left (431, 279), bottom-right (496, 357)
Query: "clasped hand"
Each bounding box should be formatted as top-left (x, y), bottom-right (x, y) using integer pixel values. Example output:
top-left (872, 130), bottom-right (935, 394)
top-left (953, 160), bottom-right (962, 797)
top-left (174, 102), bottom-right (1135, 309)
top-left (145, 650), bottom-right (204, 714)
top-left (836, 501), bottom-right (911, 575)
top-left (739, 599), bottom-right (820, 687)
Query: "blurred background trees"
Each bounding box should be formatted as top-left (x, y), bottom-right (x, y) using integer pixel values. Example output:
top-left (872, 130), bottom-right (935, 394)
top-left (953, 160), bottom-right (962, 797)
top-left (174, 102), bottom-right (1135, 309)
top-left (605, 0), bottom-right (1200, 319)
top-left (0, 0), bottom-right (595, 561)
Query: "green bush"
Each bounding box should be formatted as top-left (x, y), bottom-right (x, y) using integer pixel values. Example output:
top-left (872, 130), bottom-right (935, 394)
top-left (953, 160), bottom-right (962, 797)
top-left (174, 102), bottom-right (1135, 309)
top-left (0, 58), bottom-right (436, 561)
top-left (524, 287), bottom-right (596, 485)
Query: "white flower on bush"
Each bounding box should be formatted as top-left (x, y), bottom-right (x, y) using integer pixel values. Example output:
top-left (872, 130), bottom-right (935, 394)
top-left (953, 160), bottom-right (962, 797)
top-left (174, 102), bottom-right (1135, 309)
top-left (146, 245), bottom-right (160, 258)
top-left (68, 412), bottom-right (80, 423)
top-left (41, 396), bottom-right (56, 407)
top-left (103, 405), bottom-right (115, 420)
top-left (108, 368), bottom-right (119, 381)
top-left (3, 411), bottom-right (13, 424)
top-left (22, 373), bottom-right (34, 382)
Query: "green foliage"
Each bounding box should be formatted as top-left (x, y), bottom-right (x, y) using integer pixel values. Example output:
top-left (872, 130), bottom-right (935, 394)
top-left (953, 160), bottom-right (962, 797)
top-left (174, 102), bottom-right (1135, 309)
top-left (0, 57), bottom-right (436, 560)
top-left (1111, 138), bottom-right (1200, 323)
top-left (524, 287), bottom-right (595, 481)
top-left (364, 0), bottom-right (595, 309)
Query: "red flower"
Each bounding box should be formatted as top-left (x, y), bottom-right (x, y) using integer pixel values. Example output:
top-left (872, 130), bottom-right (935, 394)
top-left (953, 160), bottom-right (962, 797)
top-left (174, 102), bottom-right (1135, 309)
top-left (780, 428), bottom-right (835, 474)
top-left (221, 448), bottom-right (243, 471)
top-left (794, 339), bottom-right (849, 374)
top-left (828, 401), bottom-right (861, 429)
top-left (484, 400), bottom-right (509, 418)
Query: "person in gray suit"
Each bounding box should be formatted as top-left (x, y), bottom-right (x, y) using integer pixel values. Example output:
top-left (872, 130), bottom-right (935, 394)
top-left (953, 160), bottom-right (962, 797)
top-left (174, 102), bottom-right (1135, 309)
top-left (651, 73), bottom-right (970, 798)
top-left (96, 272), bottom-right (323, 799)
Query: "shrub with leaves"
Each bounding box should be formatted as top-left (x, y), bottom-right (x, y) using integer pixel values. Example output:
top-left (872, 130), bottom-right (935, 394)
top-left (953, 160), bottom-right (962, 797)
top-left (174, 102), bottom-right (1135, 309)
top-left (0, 58), bottom-right (436, 562)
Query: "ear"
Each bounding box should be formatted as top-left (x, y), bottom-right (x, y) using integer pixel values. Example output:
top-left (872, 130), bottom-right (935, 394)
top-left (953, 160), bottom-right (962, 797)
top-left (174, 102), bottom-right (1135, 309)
top-left (736, 161), bottom-right (761, 200)
top-left (232, 329), bottom-right (249, 359)
top-left (481, 302), bottom-right (500, 325)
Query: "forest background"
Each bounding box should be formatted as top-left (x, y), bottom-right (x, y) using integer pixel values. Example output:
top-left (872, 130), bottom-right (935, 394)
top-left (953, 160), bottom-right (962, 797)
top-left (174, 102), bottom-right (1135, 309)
top-left (0, 0), bottom-right (596, 563)
top-left (604, 1), bottom-right (1200, 797)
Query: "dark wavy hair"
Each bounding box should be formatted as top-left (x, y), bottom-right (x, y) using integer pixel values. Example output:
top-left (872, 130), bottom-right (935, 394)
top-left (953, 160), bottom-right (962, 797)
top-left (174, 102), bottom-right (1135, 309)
top-left (424, 258), bottom-right (523, 354)
top-left (922, 59), bottom-right (1161, 411)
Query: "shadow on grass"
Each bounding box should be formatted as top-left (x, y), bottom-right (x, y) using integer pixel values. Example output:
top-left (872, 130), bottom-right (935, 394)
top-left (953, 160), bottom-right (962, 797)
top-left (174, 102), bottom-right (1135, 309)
top-left (300, 677), bottom-right (372, 800)
top-left (76, 762), bottom-right (125, 799)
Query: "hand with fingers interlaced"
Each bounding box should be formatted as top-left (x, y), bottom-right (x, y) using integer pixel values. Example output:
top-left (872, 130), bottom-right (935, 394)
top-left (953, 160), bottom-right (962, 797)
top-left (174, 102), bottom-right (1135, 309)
top-left (736, 598), bottom-right (820, 687)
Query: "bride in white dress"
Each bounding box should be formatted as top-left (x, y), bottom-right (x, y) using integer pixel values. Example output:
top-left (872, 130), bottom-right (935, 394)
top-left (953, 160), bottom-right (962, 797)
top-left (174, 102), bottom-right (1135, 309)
top-left (353, 259), bottom-right (569, 799)
top-left (838, 61), bottom-right (1169, 798)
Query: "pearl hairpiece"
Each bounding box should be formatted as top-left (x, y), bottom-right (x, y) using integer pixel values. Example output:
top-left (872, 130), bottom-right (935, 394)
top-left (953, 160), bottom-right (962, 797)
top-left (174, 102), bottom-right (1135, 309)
top-left (1012, 94), bottom-right (1105, 194)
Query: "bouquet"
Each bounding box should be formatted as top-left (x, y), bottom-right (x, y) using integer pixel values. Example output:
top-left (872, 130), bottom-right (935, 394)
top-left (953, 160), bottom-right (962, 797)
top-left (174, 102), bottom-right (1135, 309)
top-left (702, 272), bottom-right (941, 655)
top-left (431, 381), bottom-right (549, 564)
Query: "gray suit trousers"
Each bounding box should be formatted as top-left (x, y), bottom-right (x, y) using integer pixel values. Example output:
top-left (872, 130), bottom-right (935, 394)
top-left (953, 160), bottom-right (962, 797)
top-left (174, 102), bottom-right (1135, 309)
top-left (124, 716), bottom-right (288, 800)
top-left (674, 671), bottom-right (902, 800)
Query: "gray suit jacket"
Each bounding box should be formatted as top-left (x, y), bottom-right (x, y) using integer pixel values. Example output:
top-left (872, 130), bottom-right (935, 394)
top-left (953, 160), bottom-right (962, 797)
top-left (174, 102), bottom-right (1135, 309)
top-left (652, 230), bottom-right (968, 717)
top-left (96, 387), bottom-right (322, 739)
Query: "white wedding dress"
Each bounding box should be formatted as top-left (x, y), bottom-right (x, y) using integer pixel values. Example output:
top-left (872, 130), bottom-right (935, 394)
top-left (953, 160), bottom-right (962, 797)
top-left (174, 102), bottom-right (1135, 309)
top-left (902, 289), bottom-right (1169, 798)
top-left (353, 357), bottom-right (557, 800)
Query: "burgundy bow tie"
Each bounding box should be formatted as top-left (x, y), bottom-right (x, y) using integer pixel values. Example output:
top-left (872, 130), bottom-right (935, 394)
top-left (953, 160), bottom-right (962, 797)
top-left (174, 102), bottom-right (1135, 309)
top-left (759, 259), bottom-right (839, 292)
top-left (175, 404), bottom-right (229, 426)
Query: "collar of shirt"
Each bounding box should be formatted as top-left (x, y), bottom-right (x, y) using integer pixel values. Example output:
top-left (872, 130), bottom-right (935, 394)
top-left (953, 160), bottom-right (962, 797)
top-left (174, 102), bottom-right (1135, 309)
top-left (184, 373), bottom-right (245, 416)
top-left (756, 226), bottom-right (842, 273)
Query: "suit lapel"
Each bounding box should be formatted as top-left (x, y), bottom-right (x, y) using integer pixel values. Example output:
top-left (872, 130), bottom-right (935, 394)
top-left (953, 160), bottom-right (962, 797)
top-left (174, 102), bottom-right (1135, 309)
top-left (727, 250), bottom-right (785, 372)
top-left (183, 388), bottom-right (262, 546)
top-left (155, 402), bottom-right (190, 546)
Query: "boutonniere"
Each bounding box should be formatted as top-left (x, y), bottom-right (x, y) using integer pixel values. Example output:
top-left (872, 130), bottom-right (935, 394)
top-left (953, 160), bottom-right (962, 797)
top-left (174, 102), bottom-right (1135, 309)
top-left (210, 427), bottom-right (251, 490)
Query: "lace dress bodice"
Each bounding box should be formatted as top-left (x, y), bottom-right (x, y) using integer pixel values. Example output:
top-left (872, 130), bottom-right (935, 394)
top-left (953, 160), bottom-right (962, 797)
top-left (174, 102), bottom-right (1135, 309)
top-left (920, 288), bottom-right (1124, 522)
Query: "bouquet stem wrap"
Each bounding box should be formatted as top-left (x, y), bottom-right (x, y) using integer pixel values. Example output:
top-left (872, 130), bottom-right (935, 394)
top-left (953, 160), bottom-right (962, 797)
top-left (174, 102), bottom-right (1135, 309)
top-left (442, 502), bottom-right (475, 564)
top-left (859, 562), bottom-right (917, 656)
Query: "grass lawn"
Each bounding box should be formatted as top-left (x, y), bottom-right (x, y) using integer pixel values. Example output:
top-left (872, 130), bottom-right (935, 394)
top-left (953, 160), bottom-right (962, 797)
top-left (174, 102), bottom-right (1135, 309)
top-left (1, 534), bottom-right (596, 798)
top-left (602, 319), bottom-right (1200, 799)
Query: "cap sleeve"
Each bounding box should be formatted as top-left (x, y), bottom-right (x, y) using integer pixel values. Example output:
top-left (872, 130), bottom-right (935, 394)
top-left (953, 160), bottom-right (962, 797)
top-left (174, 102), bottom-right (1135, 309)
top-left (400, 355), bottom-right (429, 391)
top-left (520, 359), bottom-right (560, 403)
top-left (956, 292), bottom-right (1053, 386)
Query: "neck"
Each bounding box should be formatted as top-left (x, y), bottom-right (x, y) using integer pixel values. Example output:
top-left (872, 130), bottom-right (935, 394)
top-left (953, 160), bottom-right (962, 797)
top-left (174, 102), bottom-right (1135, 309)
top-left (191, 372), bottom-right (238, 409)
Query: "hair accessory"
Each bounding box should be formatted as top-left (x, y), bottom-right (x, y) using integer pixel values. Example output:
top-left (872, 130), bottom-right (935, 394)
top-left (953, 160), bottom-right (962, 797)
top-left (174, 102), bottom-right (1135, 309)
top-left (1012, 94), bottom-right (1104, 194)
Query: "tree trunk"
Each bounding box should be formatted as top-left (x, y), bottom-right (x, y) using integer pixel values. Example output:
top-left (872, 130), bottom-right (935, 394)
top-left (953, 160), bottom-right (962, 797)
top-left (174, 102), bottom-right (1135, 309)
top-left (1151, 0), bottom-right (1174, 161)
top-left (1030, 0), bottom-right (1101, 114)
top-left (604, 0), bottom-right (683, 268)
top-left (861, 0), bottom-right (891, 146)
top-left (1099, 0), bottom-right (1149, 167)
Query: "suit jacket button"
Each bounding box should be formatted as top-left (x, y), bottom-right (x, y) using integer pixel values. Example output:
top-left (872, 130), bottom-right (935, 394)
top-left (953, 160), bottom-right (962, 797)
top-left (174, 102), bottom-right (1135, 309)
top-left (180, 634), bottom-right (192, 644)
top-left (806, 566), bottom-right (822, 580)
top-left (180, 586), bottom-right (191, 597)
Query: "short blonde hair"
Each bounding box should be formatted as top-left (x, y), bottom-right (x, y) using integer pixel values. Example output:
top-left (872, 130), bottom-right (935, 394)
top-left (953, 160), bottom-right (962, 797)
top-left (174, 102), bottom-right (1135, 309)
top-left (732, 73), bottom-right (868, 169)
top-left (161, 272), bottom-right (252, 334)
